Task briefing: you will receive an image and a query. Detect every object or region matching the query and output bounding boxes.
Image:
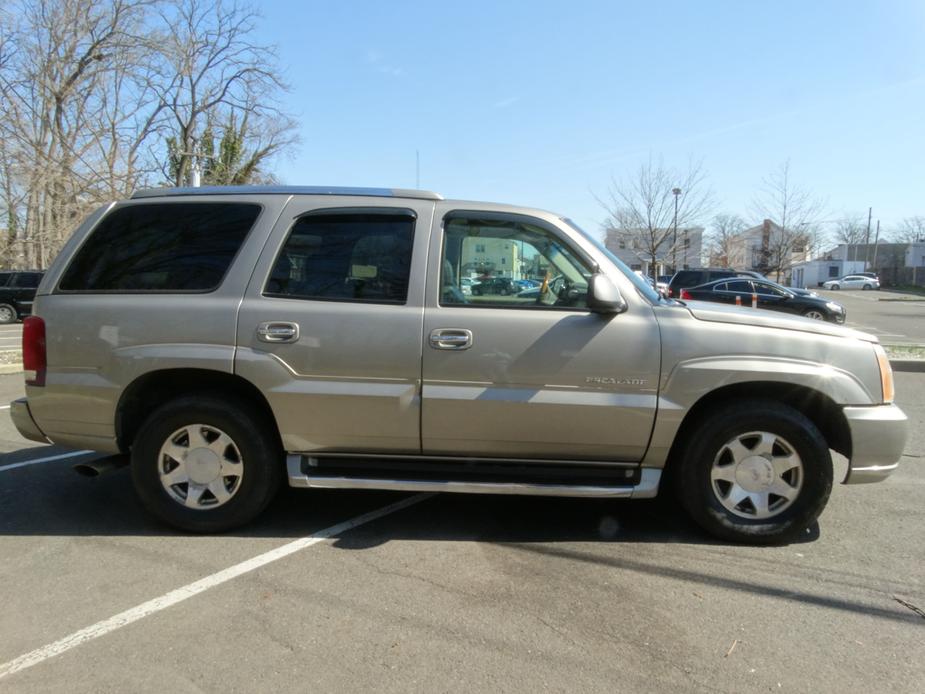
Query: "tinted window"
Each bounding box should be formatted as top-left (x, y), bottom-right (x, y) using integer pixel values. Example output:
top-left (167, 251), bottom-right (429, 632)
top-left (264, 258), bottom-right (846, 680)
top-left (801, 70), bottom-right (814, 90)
top-left (441, 215), bottom-right (592, 309)
top-left (266, 212), bottom-right (415, 303)
top-left (59, 203), bottom-right (260, 292)
top-left (754, 282), bottom-right (788, 297)
top-left (0, 273), bottom-right (12, 287)
top-left (725, 280), bottom-right (753, 292)
top-left (11, 273), bottom-right (42, 288)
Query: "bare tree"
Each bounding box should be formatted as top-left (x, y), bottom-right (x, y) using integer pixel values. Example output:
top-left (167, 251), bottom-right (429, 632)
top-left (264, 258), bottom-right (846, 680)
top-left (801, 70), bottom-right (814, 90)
top-left (599, 157), bottom-right (714, 275)
top-left (833, 215), bottom-right (867, 246)
top-left (156, 0), bottom-right (296, 186)
top-left (0, 0), bottom-right (297, 269)
top-left (751, 161), bottom-right (825, 281)
top-left (706, 213), bottom-right (746, 267)
top-left (891, 216), bottom-right (925, 244)
top-left (0, 0), bottom-right (161, 267)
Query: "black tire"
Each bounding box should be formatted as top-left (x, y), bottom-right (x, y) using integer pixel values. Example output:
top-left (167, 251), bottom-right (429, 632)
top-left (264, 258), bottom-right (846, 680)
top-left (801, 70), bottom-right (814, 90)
top-left (676, 399), bottom-right (833, 544)
top-left (131, 395), bottom-right (282, 533)
top-left (0, 303), bottom-right (17, 324)
top-left (863, 284), bottom-right (872, 290)
top-left (830, 284), bottom-right (840, 290)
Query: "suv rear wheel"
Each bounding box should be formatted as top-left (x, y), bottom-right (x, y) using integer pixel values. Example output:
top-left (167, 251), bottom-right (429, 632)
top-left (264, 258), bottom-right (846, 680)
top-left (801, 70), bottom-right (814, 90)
top-left (677, 400), bottom-right (833, 544)
top-left (0, 304), bottom-right (17, 324)
top-left (131, 395), bottom-right (282, 532)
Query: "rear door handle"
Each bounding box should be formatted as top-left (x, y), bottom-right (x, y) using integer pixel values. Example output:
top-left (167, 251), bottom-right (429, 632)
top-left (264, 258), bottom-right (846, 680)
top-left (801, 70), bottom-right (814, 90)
top-left (257, 321), bottom-right (300, 343)
top-left (429, 328), bottom-right (473, 350)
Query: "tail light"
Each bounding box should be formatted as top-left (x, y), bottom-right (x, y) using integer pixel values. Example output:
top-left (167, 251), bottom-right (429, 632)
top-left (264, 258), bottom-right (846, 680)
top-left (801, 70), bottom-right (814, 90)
top-left (23, 316), bottom-right (46, 387)
top-left (679, 288), bottom-right (692, 300)
top-left (667, 288), bottom-right (673, 297)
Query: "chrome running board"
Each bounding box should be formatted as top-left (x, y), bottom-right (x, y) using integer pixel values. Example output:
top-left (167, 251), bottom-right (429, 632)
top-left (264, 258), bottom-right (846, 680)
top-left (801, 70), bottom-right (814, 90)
top-left (286, 455), bottom-right (661, 499)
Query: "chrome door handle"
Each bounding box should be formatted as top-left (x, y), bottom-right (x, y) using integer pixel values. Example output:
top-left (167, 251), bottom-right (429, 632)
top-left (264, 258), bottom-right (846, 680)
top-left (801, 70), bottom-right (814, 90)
top-left (257, 321), bottom-right (300, 343)
top-left (429, 328), bottom-right (473, 350)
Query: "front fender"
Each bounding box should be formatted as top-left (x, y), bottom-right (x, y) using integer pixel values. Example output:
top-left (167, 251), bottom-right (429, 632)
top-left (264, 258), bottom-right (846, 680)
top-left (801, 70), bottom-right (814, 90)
top-left (641, 355), bottom-right (878, 469)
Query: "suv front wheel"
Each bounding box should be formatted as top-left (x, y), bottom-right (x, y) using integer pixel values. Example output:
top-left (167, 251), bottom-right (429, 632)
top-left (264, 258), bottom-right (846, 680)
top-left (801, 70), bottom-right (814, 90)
top-left (677, 400), bottom-right (833, 544)
top-left (131, 395), bottom-right (282, 532)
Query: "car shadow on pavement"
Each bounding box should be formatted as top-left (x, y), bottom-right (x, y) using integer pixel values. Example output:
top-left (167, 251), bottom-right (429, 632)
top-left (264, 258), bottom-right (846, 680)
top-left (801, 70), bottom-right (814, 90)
top-left (0, 448), bottom-right (818, 548)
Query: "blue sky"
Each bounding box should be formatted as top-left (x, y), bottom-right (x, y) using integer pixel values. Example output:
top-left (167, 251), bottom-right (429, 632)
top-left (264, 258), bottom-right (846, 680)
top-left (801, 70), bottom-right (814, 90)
top-left (255, 0), bottom-right (925, 237)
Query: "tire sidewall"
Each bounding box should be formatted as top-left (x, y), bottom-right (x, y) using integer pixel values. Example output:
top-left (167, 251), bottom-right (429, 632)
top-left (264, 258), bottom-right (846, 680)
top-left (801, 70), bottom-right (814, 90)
top-left (680, 402), bottom-right (833, 544)
top-left (0, 304), bottom-right (17, 324)
top-left (131, 396), bottom-right (281, 532)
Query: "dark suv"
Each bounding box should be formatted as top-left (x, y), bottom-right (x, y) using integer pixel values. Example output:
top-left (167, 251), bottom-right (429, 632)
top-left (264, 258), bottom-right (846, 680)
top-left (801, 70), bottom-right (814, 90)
top-left (471, 277), bottom-right (515, 295)
top-left (0, 270), bottom-right (44, 323)
top-left (666, 268), bottom-right (736, 298)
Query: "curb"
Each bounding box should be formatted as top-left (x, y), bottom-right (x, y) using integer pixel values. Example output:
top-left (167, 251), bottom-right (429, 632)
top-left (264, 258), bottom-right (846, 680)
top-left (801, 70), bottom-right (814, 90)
top-left (879, 298), bottom-right (925, 302)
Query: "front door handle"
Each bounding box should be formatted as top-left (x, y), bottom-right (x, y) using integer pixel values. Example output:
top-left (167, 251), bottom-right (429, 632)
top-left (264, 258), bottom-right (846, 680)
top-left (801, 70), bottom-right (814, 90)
top-left (257, 321), bottom-right (300, 343)
top-left (429, 328), bottom-right (473, 350)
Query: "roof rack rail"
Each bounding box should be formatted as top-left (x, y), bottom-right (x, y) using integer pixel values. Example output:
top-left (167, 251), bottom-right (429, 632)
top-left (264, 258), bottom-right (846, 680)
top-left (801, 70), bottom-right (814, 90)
top-left (131, 185), bottom-right (443, 201)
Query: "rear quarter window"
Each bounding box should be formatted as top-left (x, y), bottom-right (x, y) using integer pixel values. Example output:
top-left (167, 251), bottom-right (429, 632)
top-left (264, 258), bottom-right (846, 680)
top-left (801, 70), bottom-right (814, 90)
top-left (58, 202), bottom-right (261, 292)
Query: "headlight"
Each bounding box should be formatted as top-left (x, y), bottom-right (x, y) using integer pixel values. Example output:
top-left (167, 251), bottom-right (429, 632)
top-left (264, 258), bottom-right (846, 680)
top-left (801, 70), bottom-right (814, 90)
top-left (825, 301), bottom-right (843, 312)
top-left (874, 344), bottom-right (894, 404)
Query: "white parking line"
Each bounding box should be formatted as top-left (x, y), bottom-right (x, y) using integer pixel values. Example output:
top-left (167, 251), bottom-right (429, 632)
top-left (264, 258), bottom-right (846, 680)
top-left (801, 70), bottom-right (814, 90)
top-left (0, 405), bottom-right (10, 410)
top-left (0, 492), bottom-right (432, 680)
top-left (0, 450), bottom-right (94, 473)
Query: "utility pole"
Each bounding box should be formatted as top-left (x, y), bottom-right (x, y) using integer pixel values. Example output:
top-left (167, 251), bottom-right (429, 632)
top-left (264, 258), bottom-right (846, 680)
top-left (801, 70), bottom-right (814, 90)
top-left (872, 219), bottom-right (880, 269)
top-left (864, 206), bottom-right (872, 269)
top-left (178, 138), bottom-right (205, 187)
top-left (672, 187), bottom-right (681, 272)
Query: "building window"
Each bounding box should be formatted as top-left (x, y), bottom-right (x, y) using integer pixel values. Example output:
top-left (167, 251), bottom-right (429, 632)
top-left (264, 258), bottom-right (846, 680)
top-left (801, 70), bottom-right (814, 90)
top-left (828, 266), bottom-right (839, 278)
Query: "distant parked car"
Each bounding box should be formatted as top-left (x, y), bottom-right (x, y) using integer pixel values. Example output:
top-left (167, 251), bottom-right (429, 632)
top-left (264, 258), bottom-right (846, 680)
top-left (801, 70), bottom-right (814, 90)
top-left (513, 279), bottom-right (540, 290)
top-left (471, 277), bottom-right (515, 295)
top-left (655, 275), bottom-right (672, 296)
top-left (680, 278), bottom-right (846, 323)
top-left (0, 270), bottom-right (44, 324)
top-left (822, 275), bottom-right (880, 291)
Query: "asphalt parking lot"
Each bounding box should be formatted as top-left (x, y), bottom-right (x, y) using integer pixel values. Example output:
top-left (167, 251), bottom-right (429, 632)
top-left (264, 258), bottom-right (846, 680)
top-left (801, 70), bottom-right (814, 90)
top-left (0, 371), bottom-right (923, 693)
top-left (814, 288), bottom-right (925, 344)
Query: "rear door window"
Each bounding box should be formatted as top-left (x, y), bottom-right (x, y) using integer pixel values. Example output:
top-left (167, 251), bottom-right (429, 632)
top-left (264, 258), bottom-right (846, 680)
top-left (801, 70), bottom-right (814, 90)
top-left (11, 273), bottom-right (42, 288)
top-left (265, 211), bottom-right (415, 304)
top-left (58, 202), bottom-right (261, 292)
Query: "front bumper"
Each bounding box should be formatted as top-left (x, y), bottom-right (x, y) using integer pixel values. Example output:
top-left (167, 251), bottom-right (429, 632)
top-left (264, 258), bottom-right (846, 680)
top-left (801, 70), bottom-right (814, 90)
top-left (10, 398), bottom-right (49, 444)
top-left (842, 404), bottom-right (908, 484)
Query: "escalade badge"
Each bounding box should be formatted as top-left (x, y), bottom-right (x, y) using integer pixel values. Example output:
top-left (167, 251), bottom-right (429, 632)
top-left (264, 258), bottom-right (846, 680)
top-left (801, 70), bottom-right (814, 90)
top-left (586, 376), bottom-right (648, 386)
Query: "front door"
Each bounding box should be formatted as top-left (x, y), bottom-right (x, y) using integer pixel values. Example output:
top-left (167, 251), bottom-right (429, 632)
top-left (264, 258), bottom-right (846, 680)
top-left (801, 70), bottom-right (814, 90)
top-left (421, 209), bottom-right (661, 461)
top-left (236, 197), bottom-right (434, 454)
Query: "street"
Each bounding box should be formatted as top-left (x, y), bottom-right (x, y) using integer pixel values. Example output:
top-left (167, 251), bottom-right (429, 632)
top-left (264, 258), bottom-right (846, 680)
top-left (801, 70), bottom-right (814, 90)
top-left (0, 371), bottom-right (922, 693)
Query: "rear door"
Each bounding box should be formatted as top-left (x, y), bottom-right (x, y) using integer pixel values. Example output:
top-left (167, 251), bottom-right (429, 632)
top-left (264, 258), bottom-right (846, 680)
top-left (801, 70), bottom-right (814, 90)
top-left (235, 196), bottom-right (434, 454)
top-left (420, 207), bottom-right (660, 461)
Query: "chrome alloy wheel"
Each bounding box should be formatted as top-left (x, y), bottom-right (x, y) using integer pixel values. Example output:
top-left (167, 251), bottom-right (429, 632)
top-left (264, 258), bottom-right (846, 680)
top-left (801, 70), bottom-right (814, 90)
top-left (157, 424), bottom-right (244, 509)
top-left (710, 431), bottom-right (803, 520)
top-left (803, 310), bottom-right (825, 320)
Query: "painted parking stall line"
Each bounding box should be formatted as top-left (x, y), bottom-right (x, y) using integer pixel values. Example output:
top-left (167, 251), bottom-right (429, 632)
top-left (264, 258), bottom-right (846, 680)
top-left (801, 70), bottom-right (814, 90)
top-left (0, 492), bottom-right (433, 681)
top-left (0, 450), bottom-right (94, 473)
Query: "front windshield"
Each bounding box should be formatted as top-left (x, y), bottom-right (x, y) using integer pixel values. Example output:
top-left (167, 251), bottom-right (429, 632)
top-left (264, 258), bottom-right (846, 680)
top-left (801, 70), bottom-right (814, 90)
top-left (560, 218), bottom-right (662, 303)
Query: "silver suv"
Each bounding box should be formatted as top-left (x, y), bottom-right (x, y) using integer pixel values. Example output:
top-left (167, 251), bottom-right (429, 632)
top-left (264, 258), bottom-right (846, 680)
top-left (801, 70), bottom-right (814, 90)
top-left (10, 186), bottom-right (908, 543)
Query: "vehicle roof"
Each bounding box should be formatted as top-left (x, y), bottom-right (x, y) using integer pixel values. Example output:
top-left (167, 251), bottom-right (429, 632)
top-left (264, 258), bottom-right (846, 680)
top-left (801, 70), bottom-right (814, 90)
top-left (132, 185), bottom-right (444, 201)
